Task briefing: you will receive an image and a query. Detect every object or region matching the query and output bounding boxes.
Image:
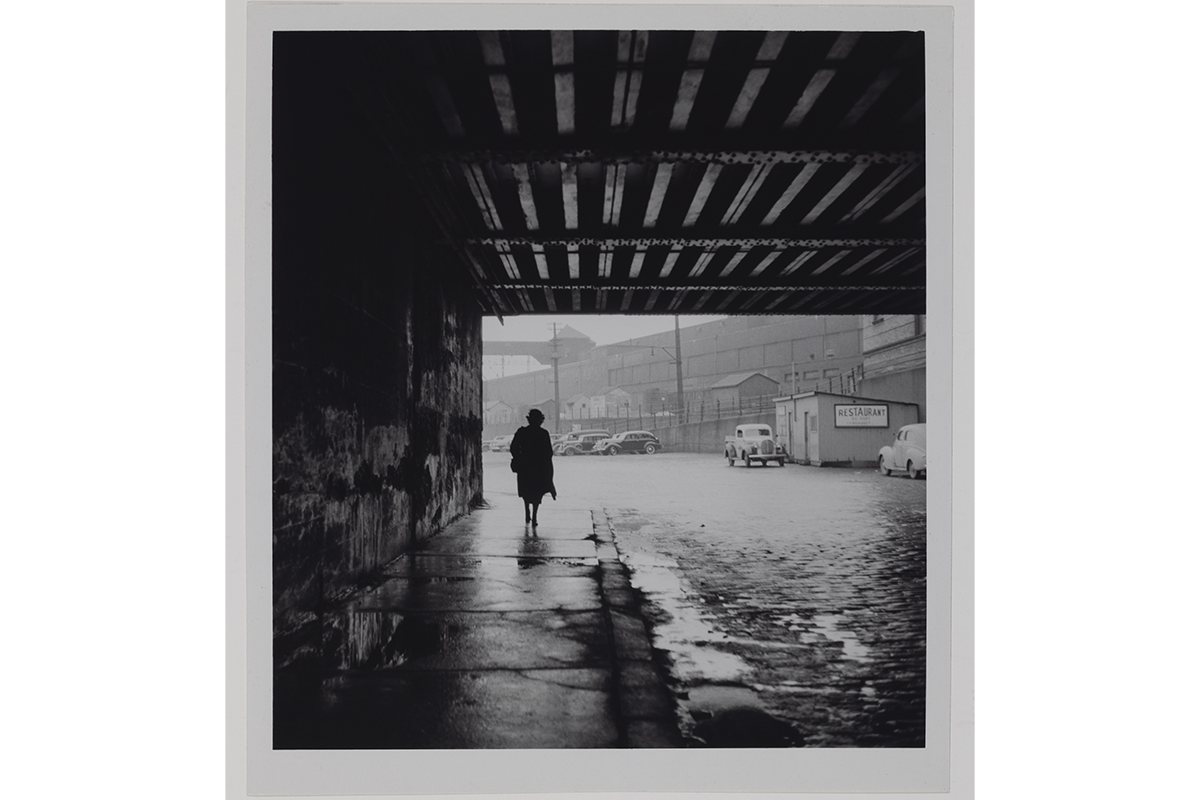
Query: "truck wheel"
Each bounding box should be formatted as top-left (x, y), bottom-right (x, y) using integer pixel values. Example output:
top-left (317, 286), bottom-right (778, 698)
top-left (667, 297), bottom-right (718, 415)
top-left (744, 452), bottom-right (751, 468)
top-left (879, 457), bottom-right (890, 476)
top-left (644, 443), bottom-right (657, 454)
top-left (727, 454), bottom-right (734, 466)
top-left (908, 461), bottom-right (921, 480)
top-left (607, 446), bottom-right (620, 456)
top-left (777, 458), bottom-right (786, 467)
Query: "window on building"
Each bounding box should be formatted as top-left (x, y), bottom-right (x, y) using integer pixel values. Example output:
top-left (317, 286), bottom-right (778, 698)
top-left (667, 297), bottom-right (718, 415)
top-left (803, 370), bottom-right (820, 380)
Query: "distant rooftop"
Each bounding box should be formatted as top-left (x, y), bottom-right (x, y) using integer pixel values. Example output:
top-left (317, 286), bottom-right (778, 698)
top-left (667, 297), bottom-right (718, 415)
top-left (555, 325), bottom-right (592, 340)
top-left (711, 372), bottom-right (780, 389)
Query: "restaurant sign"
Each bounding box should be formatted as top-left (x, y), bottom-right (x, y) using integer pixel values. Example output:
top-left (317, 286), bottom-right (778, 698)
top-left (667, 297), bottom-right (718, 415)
top-left (834, 404), bottom-right (889, 428)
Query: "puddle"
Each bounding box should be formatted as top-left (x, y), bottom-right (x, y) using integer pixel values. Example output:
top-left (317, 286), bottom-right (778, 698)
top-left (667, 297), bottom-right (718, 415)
top-left (684, 684), bottom-right (762, 712)
top-left (517, 556), bottom-right (599, 570)
top-left (804, 614), bottom-right (872, 662)
top-left (617, 550), bottom-right (752, 684)
top-left (751, 684), bottom-right (843, 696)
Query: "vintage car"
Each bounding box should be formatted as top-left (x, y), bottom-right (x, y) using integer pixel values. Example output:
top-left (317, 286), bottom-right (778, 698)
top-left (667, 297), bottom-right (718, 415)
top-left (556, 432), bottom-right (610, 456)
top-left (596, 430), bottom-right (663, 455)
top-left (724, 424), bottom-right (786, 467)
top-left (553, 429), bottom-right (610, 455)
top-left (488, 434), bottom-right (514, 452)
top-left (878, 423), bottom-right (926, 479)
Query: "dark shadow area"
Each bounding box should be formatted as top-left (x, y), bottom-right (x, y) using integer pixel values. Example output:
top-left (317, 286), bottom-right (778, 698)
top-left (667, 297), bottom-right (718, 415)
top-left (0, 291), bottom-right (23, 554)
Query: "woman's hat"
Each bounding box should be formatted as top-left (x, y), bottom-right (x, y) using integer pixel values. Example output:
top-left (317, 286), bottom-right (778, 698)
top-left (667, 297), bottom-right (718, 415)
top-left (526, 408), bottom-right (545, 423)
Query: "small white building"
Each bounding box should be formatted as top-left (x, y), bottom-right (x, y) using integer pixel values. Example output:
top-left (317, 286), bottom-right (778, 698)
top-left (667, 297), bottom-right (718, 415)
top-left (483, 400), bottom-right (515, 426)
top-left (565, 393), bottom-right (591, 419)
top-left (588, 387), bottom-right (632, 418)
top-left (774, 391), bottom-right (920, 467)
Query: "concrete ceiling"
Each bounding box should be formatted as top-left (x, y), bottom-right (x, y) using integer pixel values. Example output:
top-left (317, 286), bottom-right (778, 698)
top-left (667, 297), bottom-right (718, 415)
top-left (313, 29), bottom-right (926, 317)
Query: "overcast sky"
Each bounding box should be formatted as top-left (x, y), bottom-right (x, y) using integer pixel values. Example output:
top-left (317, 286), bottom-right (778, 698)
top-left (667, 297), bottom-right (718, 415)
top-left (483, 314), bottom-right (728, 346)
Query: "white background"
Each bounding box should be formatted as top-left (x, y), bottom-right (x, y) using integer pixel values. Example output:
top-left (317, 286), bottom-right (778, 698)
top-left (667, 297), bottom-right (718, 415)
top-left (3, 1), bottom-right (1196, 798)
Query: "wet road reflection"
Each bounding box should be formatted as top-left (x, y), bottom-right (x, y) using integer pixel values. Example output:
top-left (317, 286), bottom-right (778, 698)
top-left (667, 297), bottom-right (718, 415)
top-left (485, 450), bottom-right (927, 747)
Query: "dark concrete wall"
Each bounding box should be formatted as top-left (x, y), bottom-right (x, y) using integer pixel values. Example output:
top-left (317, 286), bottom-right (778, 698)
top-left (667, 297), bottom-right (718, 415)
top-left (638, 414), bottom-right (777, 454)
top-left (272, 34), bottom-right (483, 642)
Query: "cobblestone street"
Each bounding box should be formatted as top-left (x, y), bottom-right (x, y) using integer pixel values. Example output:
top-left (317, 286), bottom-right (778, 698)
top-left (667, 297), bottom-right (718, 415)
top-left (484, 448), bottom-right (926, 747)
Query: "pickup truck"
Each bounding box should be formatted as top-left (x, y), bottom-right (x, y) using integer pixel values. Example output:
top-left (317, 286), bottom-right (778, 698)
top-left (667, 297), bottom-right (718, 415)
top-left (724, 424), bottom-right (787, 467)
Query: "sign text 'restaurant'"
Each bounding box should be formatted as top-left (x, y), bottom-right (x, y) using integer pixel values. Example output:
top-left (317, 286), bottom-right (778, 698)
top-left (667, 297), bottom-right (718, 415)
top-left (834, 404), bottom-right (889, 428)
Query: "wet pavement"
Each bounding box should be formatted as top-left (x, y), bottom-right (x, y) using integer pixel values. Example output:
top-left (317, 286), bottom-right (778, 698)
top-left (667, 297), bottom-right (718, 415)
top-left (484, 449), bottom-right (927, 748)
top-left (273, 500), bottom-right (684, 749)
top-left (274, 449), bottom-right (925, 749)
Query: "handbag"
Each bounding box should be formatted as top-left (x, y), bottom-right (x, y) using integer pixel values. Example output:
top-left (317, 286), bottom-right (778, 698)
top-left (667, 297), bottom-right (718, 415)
top-left (510, 457), bottom-right (519, 473)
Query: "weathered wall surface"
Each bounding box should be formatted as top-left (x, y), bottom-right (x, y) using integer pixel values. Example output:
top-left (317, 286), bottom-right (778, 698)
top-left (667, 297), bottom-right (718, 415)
top-left (272, 35), bottom-right (483, 650)
top-left (408, 259), bottom-right (484, 539)
top-left (859, 369), bottom-right (927, 423)
top-left (812, 394), bottom-right (920, 466)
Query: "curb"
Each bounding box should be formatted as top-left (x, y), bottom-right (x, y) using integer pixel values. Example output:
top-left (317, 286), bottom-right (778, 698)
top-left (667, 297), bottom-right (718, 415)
top-left (592, 508), bottom-right (686, 748)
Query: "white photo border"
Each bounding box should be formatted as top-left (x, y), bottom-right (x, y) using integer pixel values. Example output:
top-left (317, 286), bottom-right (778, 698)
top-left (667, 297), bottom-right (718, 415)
top-left (228, 2), bottom-right (973, 796)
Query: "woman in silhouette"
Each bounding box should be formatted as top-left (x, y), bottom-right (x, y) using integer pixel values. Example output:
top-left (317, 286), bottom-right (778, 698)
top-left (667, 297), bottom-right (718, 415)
top-left (509, 408), bottom-right (557, 527)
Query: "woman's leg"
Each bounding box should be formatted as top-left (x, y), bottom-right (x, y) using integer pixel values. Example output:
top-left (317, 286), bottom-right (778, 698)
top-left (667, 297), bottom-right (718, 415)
top-left (524, 500), bottom-right (531, 523)
top-left (530, 501), bottom-right (540, 527)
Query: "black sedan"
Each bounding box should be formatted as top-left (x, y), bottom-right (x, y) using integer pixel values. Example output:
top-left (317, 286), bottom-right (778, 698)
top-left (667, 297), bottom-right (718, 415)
top-left (597, 431), bottom-right (663, 455)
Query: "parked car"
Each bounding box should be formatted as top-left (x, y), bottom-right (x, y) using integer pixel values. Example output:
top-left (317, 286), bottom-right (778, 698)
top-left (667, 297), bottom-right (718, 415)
top-left (724, 423), bottom-right (786, 467)
top-left (878, 423), bottom-right (926, 479)
top-left (557, 432), bottom-right (610, 456)
top-left (597, 430), bottom-right (663, 455)
top-left (489, 434), bottom-right (514, 452)
top-left (553, 429), bottom-right (611, 455)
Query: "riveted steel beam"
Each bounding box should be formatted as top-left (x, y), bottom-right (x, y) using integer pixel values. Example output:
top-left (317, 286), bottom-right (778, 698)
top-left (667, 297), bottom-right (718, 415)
top-left (470, 236), bottom-right (925, 250)
top-left (492, 283), bottom-right (921, 292)
top-left (427, 149), bottom-right (923, 168)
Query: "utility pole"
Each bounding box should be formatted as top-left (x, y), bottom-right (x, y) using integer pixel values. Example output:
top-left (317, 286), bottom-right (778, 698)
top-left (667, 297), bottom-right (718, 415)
top-left (674, 315), bottom-right (684, 417)
top-left (550, 322), bottom-right (562, 434)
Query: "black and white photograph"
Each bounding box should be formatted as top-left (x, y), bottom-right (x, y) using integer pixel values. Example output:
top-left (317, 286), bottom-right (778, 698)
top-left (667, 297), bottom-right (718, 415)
top-left (245, 2), bottom-right (961, 796)
top-left (12, 0), bottom-right (1200, 797)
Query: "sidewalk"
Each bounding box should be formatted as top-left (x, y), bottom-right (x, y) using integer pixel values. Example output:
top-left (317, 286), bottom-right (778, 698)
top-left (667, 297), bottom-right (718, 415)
top-left (274, 492), bottom-right (685, 749)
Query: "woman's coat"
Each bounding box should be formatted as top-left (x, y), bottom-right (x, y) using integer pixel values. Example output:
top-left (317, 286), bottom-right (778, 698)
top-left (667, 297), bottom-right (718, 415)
top-left (509, 425), bottom-right (555, 502)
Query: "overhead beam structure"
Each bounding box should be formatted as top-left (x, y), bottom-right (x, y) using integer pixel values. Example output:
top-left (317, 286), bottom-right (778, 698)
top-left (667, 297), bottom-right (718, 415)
top-left (308, 28), bottom-right (927, 316)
